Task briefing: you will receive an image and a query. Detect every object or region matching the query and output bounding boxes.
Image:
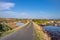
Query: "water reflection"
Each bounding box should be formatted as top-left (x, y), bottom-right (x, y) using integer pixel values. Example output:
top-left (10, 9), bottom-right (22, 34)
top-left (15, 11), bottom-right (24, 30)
top-left (44, 26), bottom-right (60, 40)
top-left (16, 22), bottom-right (24, 26)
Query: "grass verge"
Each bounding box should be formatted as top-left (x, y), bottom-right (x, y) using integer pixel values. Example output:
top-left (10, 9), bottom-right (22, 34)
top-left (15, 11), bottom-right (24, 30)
top-left (0, 21), bottom-right (29, 37)
top-left (33, 22), bottom-right (50, 40)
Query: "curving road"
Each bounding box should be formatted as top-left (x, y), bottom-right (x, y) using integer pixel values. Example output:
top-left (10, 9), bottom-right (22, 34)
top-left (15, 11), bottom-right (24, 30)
top-left (0, 22), bottom-right (35, 40)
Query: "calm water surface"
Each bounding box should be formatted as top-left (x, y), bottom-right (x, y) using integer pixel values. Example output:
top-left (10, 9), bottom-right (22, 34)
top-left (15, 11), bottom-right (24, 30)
top-left (44, 26), bottom-right (60, 36)
top-left (44, 26), bottom-right (60, 40)
top-left (16, 22), bottom-right (24, 26)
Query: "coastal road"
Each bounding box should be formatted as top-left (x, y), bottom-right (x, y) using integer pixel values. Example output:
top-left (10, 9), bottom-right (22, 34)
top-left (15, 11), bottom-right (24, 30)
top-left (0, 22), bottom-right (35, 40)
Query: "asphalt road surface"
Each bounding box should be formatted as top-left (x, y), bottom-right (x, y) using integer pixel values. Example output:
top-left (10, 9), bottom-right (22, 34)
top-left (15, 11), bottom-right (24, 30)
top-left (0, 22), bottom-right (35, 40)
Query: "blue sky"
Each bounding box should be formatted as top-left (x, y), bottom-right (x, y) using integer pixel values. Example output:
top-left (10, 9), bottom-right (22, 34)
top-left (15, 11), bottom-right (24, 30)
top-left (0, 0), bottom-right (60, 19)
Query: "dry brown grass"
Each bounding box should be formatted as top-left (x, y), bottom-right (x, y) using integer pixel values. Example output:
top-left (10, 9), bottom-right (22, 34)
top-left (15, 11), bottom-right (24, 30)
top-left (33, 22), bottom-right (51, 40)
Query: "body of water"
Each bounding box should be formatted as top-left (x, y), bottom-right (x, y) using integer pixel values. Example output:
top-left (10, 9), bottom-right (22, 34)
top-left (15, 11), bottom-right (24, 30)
top-left (44, 26), bottom-right (60, 40)
top-left (16, 22), bottom-right (24, 26)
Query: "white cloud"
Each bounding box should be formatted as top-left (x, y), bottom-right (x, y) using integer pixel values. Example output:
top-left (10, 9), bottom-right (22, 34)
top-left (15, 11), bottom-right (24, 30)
top-left (0, 11), bottom-right (31, 18)
top-left (20, 13), bottom-right (29, 17)
top-left (0, 2), bottom-right (15, 10)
